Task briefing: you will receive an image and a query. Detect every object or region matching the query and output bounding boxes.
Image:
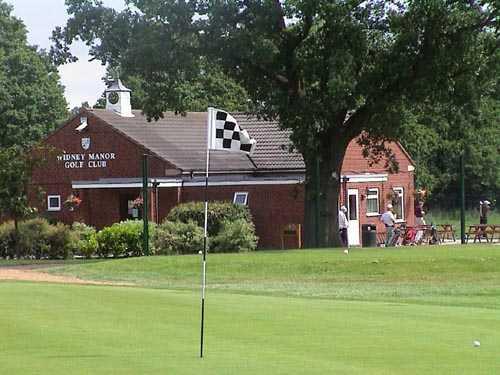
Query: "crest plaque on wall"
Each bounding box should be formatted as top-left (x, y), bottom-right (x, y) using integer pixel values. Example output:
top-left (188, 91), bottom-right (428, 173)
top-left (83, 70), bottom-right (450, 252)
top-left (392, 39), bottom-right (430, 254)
top-left (81, 137), bottom-right (91, 150)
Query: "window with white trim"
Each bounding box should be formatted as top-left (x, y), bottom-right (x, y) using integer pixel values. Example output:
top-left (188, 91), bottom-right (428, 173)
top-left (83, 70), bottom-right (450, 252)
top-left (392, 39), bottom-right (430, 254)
top-left (366, 188), bottom-right (380, 216)
top-left (392, 187), bottom-right (404, 221)
top-left (47, 195), bottom-right (61, 211)
top-left (233, 192), bottom-right (248, 205)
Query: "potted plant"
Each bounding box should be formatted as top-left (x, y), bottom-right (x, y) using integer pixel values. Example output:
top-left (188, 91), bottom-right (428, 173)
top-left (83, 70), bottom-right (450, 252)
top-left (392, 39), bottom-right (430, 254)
top-left (63, 193), bottom-right (82, 211)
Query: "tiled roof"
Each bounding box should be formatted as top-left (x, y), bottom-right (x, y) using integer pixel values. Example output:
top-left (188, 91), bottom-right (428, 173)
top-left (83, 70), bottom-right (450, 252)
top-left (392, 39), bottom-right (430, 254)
top-left (90, 109), bottom-right (304, 172)
top-left (233, 114), bottom-right (304, 170)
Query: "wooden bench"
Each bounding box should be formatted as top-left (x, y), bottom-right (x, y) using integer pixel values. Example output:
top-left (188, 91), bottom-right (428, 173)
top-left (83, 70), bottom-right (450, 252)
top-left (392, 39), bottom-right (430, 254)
top-left (466, 224), bottom-right (490, 243)
top-left (437, 224), bottom-right (456, 242)
top-left (485, 225), bottom-right (500, 243)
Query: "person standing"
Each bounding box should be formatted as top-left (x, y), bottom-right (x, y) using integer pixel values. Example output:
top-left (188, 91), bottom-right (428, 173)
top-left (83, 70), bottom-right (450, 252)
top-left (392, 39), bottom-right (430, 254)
top-left (414, 200), bottom-right (426, 244)
top-left (338, 205), bottom-right (349, 247)
top-left (479, 201), bottom-right (490, 225)
top-left (380, 203), bottom-right (396, 246)
top-left (414, 200), bottom-right (426, 225)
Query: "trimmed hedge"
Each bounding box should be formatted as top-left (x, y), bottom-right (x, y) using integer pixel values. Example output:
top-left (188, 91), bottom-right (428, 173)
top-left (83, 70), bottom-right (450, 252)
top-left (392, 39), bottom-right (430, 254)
top-left (211, 219), bottom-right (258, 253)
top-left (0, 221), bottom-right (15, 258)
top-left (152, 220), bottom-right (204, 255)
top-left (0, 218), bottom-right (72, 259)
top-left (45, 222), bottom-right (74, 259)
top-left (70, 222), bottom-right (98, 259)
top-left (0, 203), bottom-right (257, 259)
top-left (95, 220), bottom-right (156, 258)
top-left (167, 201), bottom-right (252, 237)
top-left (159, 201), bottom-right (258, 254)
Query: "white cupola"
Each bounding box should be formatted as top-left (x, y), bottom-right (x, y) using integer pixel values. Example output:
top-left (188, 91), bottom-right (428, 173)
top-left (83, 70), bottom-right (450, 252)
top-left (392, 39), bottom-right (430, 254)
top-left (105, 79), bottom-right (133, 117)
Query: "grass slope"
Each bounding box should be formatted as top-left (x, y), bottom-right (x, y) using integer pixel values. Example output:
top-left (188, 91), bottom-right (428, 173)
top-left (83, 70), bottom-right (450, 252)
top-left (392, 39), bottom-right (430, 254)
top-left (49, 245), bottom-right (500, 308)
top-left (0, 282), bottom-right (498, 374)
top-left (1, 245), bottom-right (499, 374)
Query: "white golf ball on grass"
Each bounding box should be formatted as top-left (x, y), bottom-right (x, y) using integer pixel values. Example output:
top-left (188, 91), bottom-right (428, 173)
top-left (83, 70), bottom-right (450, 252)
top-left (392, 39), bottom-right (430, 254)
top-left (344, 249), bottom-right (349, 254)
top-left (473, 340), bottom-right (480, 347)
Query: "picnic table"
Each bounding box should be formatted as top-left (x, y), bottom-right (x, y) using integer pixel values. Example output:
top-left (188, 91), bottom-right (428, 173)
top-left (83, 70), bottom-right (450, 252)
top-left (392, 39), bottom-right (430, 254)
top-left (375, 224), bottom-right (500, 246)
top-left (437, 224), bottom-right (456, 242)
top-left (466, 224), bottom-right (500, 243)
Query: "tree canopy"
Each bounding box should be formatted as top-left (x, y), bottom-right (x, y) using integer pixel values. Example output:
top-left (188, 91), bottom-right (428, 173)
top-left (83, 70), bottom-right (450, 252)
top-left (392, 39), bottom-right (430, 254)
top-left (0, 1), bottom-right (67, 231)
top-left (0, 1), bottom-right (67, 149)
top-left (53, 0), bottom-right (499, 246)
top-left (401, 96), bottom-right (500, 207)
top-left (92, 61), bottom-right (250, 113)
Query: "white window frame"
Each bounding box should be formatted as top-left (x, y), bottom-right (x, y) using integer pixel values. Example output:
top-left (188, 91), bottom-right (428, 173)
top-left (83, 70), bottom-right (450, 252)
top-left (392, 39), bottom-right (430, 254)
top-left (233, 192), bottom-right (248, 205)
top-left (366, 188), bottom-right (380, 216)
top-left (392, 187), bottom-right (405, 222)
top-left (47, 195), bottom-right (61, 211)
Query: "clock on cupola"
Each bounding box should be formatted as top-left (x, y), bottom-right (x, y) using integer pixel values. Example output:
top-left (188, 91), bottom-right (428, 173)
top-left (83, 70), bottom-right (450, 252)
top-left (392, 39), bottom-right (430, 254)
top-left (105, 79), bottom-right (134, 117)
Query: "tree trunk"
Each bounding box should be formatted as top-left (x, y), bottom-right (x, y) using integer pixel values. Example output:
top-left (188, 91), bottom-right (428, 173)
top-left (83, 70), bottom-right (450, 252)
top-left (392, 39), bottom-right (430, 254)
top-left (14, 216), bottom-right (19, 259)
top-left (303, 161), bottom-right (318, 248)
top-left (304, 133), bottom-right (351, 248)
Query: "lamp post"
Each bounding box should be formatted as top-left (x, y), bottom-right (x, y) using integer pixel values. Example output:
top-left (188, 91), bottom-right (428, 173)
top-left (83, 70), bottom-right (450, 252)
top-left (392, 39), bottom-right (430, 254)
top-left (152, 179), bottom-right (160, 224)
top-left (341, 175), bottom-right (350, 248)
top-left (460, 153), bottom-right (466, 244)
top-left (142, 154), bottom-right (149, 256)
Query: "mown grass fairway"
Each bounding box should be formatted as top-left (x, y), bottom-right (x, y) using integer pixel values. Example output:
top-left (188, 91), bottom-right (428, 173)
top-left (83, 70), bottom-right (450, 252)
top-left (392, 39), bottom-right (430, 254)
top-left (1, 245), bottom-right (499, 374)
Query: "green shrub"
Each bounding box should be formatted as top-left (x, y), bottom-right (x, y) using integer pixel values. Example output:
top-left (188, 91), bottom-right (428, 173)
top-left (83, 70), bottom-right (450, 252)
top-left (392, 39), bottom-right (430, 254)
top-left (152, 220), bottom-right (204, 255)
top-left (211, 219), bottom-right (258, 253)
top-left (17, 218), bottom-right (51, 259)
top-left (96, 220), bottom-right (155, 258)
top-left (71, 222), bottom-right (98, 259)
top-left (0, 221), bottom-right (15, 258)
top-left (12, 218), bottom-right (73, 259)
top-left (45, 222), bottom-right (73, 259)
top-left (167, 201), bottom-right (252, 237)
top-left (96, 226), bottom-right (124, 258)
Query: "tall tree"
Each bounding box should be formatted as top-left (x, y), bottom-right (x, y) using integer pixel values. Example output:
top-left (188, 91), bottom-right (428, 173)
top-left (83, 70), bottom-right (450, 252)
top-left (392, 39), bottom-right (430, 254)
top-left (0, 1), bottom-right (68, 255)
top-left (53, 0), bottom-right (499, 246)
top-left (401, 96), bottom-right (500, 207)
top-left (93, 61), bottom-right (250, 112)
top-left (0, 1), bottom-right (68, 148)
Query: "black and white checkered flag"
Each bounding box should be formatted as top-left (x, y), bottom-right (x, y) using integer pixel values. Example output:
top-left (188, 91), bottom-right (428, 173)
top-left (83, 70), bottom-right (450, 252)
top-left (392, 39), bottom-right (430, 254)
top-left (208, 109), bottom-right (256, 155)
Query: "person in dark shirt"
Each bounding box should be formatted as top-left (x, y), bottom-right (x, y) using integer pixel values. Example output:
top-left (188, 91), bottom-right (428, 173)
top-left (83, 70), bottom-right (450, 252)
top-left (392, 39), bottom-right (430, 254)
top-left (479, 201), bottom-right (491, 225)
top-left (414, 200), bottom-right (426, 225)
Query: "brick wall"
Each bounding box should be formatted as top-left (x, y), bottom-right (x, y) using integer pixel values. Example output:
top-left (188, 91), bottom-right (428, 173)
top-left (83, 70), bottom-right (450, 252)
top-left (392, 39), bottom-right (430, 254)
top-left (30, 109), bottom-right (173, 226)
top-left (29, 110), bottom-right (415, 249)
top-left (179, 184), bottom-right (304, 249)
top-left (342, 139), bottom-right (413, 174)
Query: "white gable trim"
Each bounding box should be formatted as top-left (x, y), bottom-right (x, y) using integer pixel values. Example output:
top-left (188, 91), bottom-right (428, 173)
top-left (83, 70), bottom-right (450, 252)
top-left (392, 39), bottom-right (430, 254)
top-left (72, 179), bottom-right (303, 189)
top-left (342, 174), bottom-right (388, 183)
top-left (72, 173), bottom-right (386, 189)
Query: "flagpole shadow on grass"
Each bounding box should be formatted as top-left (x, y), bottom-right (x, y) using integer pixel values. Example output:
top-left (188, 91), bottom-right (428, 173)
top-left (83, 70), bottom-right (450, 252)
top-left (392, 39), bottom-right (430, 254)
top-left (199, 107), bottom-right (257, 358)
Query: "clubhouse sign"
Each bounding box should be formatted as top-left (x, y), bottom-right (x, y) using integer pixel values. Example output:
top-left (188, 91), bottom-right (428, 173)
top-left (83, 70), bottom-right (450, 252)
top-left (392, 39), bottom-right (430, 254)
top-left (56, 137), bottom-right (117, 169)
top-left (57, 152), bottom-right (116, 169)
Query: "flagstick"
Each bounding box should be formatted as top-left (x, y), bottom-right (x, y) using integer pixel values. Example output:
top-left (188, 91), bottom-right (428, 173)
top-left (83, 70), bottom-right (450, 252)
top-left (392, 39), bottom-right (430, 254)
top-left (200, 107), bottom-right (213, 358)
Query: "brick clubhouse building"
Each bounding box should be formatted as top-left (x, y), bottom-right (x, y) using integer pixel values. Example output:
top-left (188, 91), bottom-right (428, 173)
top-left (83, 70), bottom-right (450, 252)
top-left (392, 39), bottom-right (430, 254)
top-left (31, 81), bottom-right (415, 248)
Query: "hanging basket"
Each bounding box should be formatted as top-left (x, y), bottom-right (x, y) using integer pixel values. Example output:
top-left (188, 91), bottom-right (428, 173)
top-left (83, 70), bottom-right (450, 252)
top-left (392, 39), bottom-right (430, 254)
top-left (63, 194), bottom-right (82, 211)
top-left (132, 196), bottom-right (144, 209)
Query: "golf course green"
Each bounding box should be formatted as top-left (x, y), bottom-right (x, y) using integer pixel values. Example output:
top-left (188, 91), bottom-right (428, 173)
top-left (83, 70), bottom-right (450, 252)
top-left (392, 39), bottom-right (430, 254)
top-left (0, 245), bottom-right (498, 374)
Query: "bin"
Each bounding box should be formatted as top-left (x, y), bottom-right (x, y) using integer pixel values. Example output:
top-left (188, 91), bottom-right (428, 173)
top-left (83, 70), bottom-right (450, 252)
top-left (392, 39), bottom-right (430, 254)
top-left (361, 224), bottom-right (377, 247)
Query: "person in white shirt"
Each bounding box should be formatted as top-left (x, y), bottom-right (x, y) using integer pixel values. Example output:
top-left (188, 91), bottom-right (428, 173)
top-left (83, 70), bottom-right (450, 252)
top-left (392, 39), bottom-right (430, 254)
top-left (380, 203), bottom-right (396, 246)
top-left (338, 205), bottom-right (349, 247)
